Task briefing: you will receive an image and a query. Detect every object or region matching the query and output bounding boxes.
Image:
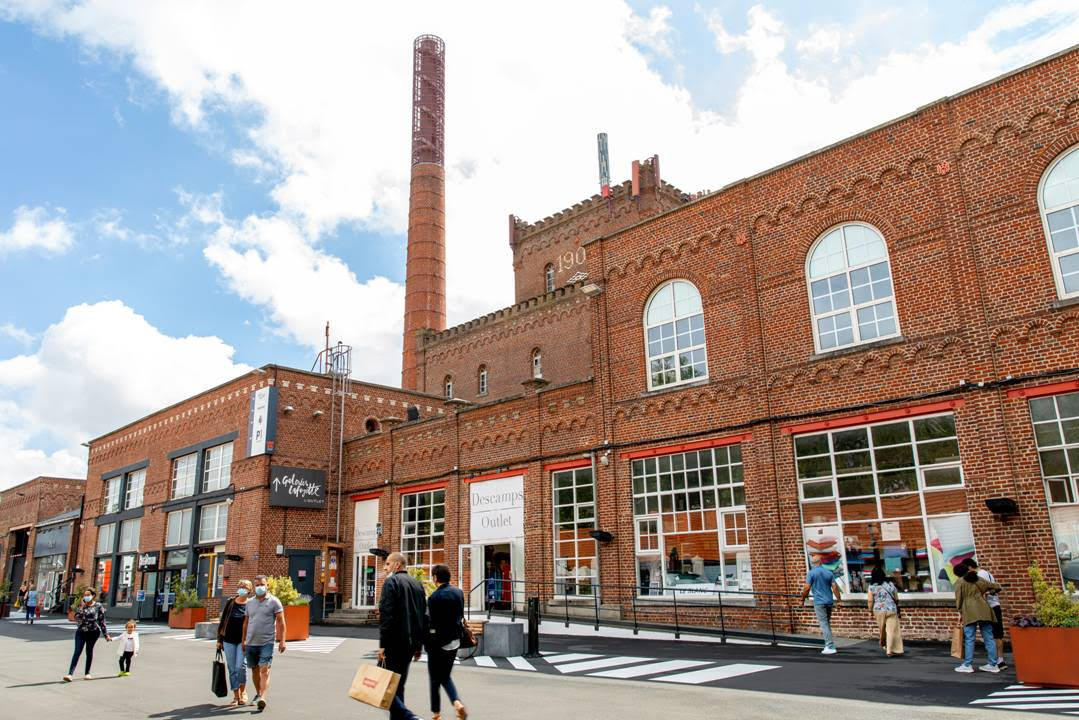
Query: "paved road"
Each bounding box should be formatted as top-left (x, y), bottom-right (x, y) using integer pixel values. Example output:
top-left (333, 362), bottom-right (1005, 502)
top-left (0, 617), bottom-right (1049, 718)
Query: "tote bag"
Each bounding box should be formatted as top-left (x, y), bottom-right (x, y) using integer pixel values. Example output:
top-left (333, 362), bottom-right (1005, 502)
top-left (348, 662), bottom-right (400, 710)
top-left (211, 649), bottom-right (228, 698)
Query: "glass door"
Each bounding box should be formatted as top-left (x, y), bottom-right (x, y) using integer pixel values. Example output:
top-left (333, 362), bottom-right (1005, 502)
top-left (352, 554), bottom-right (378, 608)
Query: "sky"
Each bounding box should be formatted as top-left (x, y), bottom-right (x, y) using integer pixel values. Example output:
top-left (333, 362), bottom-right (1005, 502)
top-left (1, 0), bottom-right (1078, 491)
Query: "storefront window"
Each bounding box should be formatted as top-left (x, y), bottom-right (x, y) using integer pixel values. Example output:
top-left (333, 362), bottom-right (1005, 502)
top-left (104, 477), bottom-right (122, 514)
top-left (166, 548), bottom-right (190, 567)
top-left (95, 557), bottom-right (112, 600)
top-left (795, 412), bottom-right (974, 595)
top-left (1029, 391), bottom-right (1079, 585)
top-left (552, 467), bottom-right (598, 597)
top-left (401, 489), bottom-right (445, 576)
top-left (118, 518), bottom-right (141, 553)
top-left (125, 468), bottom-right (145, 509)
top-left (630, 443), bottom-right (751, 596)
top-left (115, 555), bottom-right (136, 605)
top-left (172, 452), bottom-right (197, 498)
top-left (202, 442), bottom-right (233, 492)
top-left (97, 523), bottom-right (116, 555)
top-left (198, 502), bottom-right (229, 543)
top-left (166, 508), bottom-right (193, 547)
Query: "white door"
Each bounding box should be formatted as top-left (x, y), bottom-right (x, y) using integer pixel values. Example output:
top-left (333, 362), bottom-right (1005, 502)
top-left (458, 544), bottom-right (484, 611)
top-left (353, 499), bottom-right (380, 609)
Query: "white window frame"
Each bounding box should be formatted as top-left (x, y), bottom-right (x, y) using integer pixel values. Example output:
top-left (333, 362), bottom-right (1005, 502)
top-left (124, 468), bottom-right (145, 509)
top-left (118, 518), bottom-right (141, 553)
top-left (794, 412), bottom-right (971, 598)
top-left (531, 348), bottom-right (542, 378)
top-left (444, 376), bottom-right (453, 399)
top-left (202, 442), bottom-right (233, 493)
top-left (1027, 391), bottom-right (1079, 590)
top-left (172, 453), bottom-right (197, 499)
top-left (400, 489), bottom-right (446, 575)
top-left (552, 467), bottom-right (599, 598)
top-left (198, 502), bottom-right (229, 544)
top-left (104, 476), bottom-right (122, 514)
top-left (1038, 145), bottom-right (1079, 299)
top-left (805, 222), bottom-right (900, 353)
top-left (478, 365), bottom-right (488, 396)
top-left (96, 523), bottom-right (116, 555)
top-left (643, 280), bottom-right (708, 391)
top-left (166, 508), bottom-right (193, 547)
top-left (545, 263), bottom-right (555, 292)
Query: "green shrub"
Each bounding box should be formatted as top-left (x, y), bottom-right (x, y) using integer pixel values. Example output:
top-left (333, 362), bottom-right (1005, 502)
top-left (170, 575), bottom-right (203, 610)
top-left (408, 566), bottom-right (437, 596)
top-left (0, 579), bottom-right (10, 604)
top-left (1029, 565), bottom-right (1079, 628)
top-left (265, 576), bottom-right (308, 606)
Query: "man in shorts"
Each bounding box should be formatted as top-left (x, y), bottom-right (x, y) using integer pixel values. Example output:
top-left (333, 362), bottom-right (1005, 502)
top-left (242, 575), bottom-right (286, 711)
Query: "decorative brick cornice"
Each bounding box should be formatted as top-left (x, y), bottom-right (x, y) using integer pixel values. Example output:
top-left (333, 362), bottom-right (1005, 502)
top-left (990, 310), bottom-right (1079, 343)
top-left (612, 378), bottom-right (750, 422)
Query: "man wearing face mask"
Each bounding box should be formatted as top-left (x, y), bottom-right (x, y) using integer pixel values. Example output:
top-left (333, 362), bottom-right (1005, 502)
top-left (241, 575), bottom-right (286, 712)
top-left (217, 579), bottom-right (253, 706)
top-left (63, 587), bottom-right (111, 682)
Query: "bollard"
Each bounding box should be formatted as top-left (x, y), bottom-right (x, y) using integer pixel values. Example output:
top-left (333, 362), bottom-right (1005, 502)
top-left (525, 597), bottom-right (540, 657)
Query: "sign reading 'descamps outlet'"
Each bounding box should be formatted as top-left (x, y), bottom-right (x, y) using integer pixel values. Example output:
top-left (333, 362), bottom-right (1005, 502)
top-left (269, 466), bottom-right (326, 509)
top-left (469, 475), bottom-right (524, 542)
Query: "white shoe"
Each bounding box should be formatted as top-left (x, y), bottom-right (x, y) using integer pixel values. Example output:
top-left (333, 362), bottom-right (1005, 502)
top-left (954, 665), bottom-right (974, 673)
top-left (62, 674), bottom-right (72, 682)
top-left (83, 674), bottom-right (93, 680)
top-left (821, 647), bottom-right (837, 655)
top-left (979, 664), bottom-right (1001, 673)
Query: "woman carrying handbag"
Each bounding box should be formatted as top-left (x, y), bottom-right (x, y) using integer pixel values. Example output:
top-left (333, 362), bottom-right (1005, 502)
top-left (866, 565), bottom-right (903, 656)
top-left (426, 565), bottom-right (468, 720)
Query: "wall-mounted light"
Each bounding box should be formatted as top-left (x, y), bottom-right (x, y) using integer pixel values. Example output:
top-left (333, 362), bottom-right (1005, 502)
top-left (599, 450), bottom-right (611, 466)
top-left (985, 497), bottom-right (1019, 516)
top-left (589, 530), bottom-right (614, 543)
top-left (581, 283), bottom-right (604, 297)
top-left (369, 547), bottom-right (389, 559)
top-left (312, 409), bottom-right (324, 418)
top-left (283, 405), bottom-right (295, 413)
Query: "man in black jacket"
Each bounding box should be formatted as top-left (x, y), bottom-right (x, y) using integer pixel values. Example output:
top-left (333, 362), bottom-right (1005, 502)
top-left (378, 552), bottom-right (427, 720)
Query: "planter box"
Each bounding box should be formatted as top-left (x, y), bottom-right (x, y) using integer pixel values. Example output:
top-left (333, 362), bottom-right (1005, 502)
top-left (1012, 626), bottom-right (1079, 688)
top-left (283, 604), bottom-right (310, 641)
top-left (168, 607), bottom-right (207, 629)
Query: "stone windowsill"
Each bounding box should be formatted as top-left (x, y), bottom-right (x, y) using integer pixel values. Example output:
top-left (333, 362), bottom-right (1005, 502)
top-left (809, 335), bottom-right (906, 363)
top-left (1049, 295), bottom-right (1079, 311)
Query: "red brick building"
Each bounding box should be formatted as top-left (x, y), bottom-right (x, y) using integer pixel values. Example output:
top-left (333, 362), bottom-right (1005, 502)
top-left (1, 476), bottom-right (85, 611)
top-left (75, 45), bottom-right (1079, 641)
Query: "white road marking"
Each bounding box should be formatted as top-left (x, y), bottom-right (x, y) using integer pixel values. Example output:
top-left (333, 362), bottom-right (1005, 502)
top-left (972, 696), bottom-right (1079, 705)
top-left (983, 704), bottom-right (1079, 711)
top-left (506, 656), bottom-right (536, 671)
top-left (473, 656), bottom-right (497, 668)
top-left (652, 663), bottom-right (779, 684)
top-left (555, 656), bottom-right (654, 674)
top-left (988, 689), bottom-right (1079, 697)
top-left (589, 659), bottom-right (712, 678)
top-left (543, 653), bottom-right (602, 664)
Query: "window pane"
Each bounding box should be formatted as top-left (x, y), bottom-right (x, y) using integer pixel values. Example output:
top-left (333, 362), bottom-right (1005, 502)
top-left (833, 428), bottom-right (869, 452)
top-left (917, 439), bottom-right (961, 466)
top-left (913, 415), bottom-right (956, 441)
top-left (878, 469), bottom-right (917, 494)
top-left (794, 433), bottom-right (829, 457)
top-left (801, 480), bottom-right (833, 499)
top-left (923, 466), bottom-right (963, 488)
top-left (871, 421), bottom-right (910, 446)
top-left (927, 515), bottom-right (976, 592)
top-left (874, 445), bottom-right (914, 470)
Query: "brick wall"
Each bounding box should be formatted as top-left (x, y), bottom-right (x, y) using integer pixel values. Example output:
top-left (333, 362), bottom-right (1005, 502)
top-left (0, 476), bottom-right (85, 588)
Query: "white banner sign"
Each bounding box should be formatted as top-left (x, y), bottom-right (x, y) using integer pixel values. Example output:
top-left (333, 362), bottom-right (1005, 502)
top-left (469, 475), bottom-right (524, 542)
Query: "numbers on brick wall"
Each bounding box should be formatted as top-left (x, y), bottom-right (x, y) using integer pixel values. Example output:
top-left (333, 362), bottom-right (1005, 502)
top-left (557, 247), bottom-right (587, 274)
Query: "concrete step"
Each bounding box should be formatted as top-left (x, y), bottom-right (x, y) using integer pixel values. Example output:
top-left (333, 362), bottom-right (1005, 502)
top-left (541, 602), bottom-right (623, 623)
top-left (319, 608), bottom-right (379, 626)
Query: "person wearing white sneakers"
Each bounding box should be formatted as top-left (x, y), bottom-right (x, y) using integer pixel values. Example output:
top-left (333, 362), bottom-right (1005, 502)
top-left (801, 555), bottom-right (843, 655)
top-left (952, 560), bottom-right (1001, 674)
top-left (63, 587), bottom-right (111, 682)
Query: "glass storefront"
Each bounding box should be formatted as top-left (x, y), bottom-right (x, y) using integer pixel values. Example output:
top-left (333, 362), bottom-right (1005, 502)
top-left (1028, 390), bottom-right (1079, 585)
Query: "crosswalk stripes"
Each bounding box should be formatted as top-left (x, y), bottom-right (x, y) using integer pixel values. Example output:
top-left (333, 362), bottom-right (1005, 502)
top-left (971, 684), bottom-right (1079, 714)
top-left (2, 617), bottom-right (173, 634)
top-left (457, 652), bottom-right (780, 686)
top-left (162, 633), bottom-right (346, 654)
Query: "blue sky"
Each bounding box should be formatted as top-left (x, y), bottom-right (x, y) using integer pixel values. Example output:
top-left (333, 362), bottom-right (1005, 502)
top-left (1, 0), bottom-right (1078, 489)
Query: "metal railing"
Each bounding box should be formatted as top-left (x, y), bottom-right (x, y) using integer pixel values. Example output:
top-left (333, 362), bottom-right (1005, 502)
top-left (465, 578), bottom-right (805, 646)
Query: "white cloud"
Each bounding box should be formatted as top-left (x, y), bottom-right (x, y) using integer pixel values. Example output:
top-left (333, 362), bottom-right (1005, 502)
top-left (0, 300), bottom-right (250, 489)
top-left (626, 5), bottom-right (675, 59)
top-left (94, 208), bottom-right (159, 248)
top-left (0, 322), bottom-right (34, 346)
top-left (0, 205), bottom-right (75, 255)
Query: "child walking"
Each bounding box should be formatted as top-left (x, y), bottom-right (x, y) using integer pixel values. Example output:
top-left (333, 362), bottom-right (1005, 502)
top-left (116, 620), bottom-right (140, 676)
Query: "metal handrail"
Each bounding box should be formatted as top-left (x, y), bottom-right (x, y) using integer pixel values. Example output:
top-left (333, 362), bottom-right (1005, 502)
top-left (463, 577), bottom-right (805, 646)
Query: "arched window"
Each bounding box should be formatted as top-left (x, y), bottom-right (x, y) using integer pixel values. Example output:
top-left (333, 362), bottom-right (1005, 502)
top-left (478, 365), bottom-right (488, 395)
top-left (1039, 145), bottom-right (1079, 298)
top-left (545, 264), bottom-right (555, 293)
top-left (443, 375), bottom-right (453, 399)
top-left (531, 348), bottom-right (542, 378)
top-left (644, 280), bottom-right (707, 390)
top-left (806, 223), bottom-right (898, 352)
top-left (364, 417), bottom-right (380, 434)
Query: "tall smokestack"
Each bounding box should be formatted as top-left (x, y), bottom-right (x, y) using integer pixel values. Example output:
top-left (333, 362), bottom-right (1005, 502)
top-left (402, 34), bottom-right (446, 391)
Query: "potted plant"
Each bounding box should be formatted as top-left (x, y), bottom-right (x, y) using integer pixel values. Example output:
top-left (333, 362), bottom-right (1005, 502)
top-left (266, 576), bottom-right (310, 641)
top-left (168, 576), bottom-right (206, 629)
top-left (0, 579), bottom-right (10, 619)
top-left (1011, 565), bottom-right (1079, 687)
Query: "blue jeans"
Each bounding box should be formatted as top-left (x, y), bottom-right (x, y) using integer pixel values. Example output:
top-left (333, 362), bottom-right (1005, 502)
top-left (814, 603), bottom-right (835, 649)
top-left (962, 621), bottom-right (998, 667)
top-left (245, 642), bottom-right (274, 668)
top-left (25, 604), bottom-right (36, 622)
top-left (222, 641), bottom-right (247, 690)
top-left (69, 629), bottom-right (100, 675)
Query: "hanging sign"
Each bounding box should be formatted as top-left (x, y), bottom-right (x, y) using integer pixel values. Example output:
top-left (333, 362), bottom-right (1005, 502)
top-left (269, 466), bottom-right (326, 508)
top-left (469, 474), bottom-right (524, 542)
top-left (247, 386), bottom-right (278, 457)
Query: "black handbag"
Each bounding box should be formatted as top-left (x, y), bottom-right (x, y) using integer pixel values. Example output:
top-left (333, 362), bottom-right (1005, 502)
top-left (211, 648), bottom-right (228, 698)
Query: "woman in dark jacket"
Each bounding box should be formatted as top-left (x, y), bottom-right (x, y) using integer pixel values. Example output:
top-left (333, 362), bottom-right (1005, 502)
top-left (427, 564), bottom-right (468, 720)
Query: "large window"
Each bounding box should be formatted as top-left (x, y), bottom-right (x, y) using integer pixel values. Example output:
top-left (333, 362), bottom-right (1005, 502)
top-left (166, 508), bottom-right (193, 547)
top-left (124, 468), bottom-right (145, 509)
top-left (118, 518), bottom-right (141, 553)
top-left (553, 467), bottom-right (598, 596)
top-left (115, 555), bottom-right (136, 605)
top-left (198, 502), bottom-right (229, 544)
top-left (202, 442), bottom-right (233, 493)
top-left (1029, 391), bottom-right (1079, 585)
top-left (806, 223), bottom-right (898, 352)
top-left (795, 412), bottom-right (973, 595)
top-left (172, 453), bottom-right (197, 498)
top-left (401, 489), bottom-right (445, 575)
top-left (104, 476), bottom-right (122, 514)
top-left (1039, 145), bottom-right (1079, 298)
top-left (97, 523), bottom-right (116, 555)
top-left (630, 444), bottom-right (750, 595)
top-left (644, 280), bottom-right (707, 390)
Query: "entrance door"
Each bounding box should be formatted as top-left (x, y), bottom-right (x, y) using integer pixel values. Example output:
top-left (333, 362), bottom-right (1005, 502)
top-left (288, 553), bottom-right (316, 597)
top-left (483, 543), bottom-right (513, 611)
top-left (138, 571), bottom-right (157, 621)
top-left (196, 554), bottom-right (212, 599)
top-left (352, 554), bottom-right (378, 608)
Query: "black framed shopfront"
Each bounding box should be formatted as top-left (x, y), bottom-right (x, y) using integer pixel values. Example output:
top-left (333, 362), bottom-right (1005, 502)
top-left (93, 459), bottom-right (147, 619)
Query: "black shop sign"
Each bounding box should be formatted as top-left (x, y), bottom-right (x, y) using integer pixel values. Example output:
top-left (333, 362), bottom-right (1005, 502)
top-left (269, 466), bottom-right (326, 509)
top-left (138, 552), bottom-right (159, 570)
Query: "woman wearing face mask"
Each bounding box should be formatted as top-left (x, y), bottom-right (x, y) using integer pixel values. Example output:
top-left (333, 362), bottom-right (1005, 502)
top-left (217, 579), bottom-right (253, 706)
top-left (63, 588), bottom-right (111, 681)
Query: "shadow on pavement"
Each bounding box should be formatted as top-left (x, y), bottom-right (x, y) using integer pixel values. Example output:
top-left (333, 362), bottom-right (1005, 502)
top-left (148, 704), bottom-right (240, 719)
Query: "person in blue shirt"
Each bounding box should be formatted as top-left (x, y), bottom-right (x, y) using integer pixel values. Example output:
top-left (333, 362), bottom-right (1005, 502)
top-left (801, 556), bottom-right (843, 654)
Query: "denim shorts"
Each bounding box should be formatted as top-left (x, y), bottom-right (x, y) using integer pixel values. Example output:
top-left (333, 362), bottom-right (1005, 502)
top-left (245, 642), bottom-right (274, 667)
